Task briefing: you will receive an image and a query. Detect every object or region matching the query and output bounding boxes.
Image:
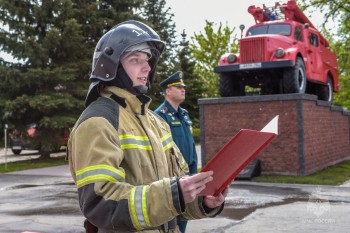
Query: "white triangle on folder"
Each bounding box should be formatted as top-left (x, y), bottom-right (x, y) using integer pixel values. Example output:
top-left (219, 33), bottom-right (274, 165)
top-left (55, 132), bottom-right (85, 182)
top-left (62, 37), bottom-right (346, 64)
top-left (260, 115), bottom-right (279, 135)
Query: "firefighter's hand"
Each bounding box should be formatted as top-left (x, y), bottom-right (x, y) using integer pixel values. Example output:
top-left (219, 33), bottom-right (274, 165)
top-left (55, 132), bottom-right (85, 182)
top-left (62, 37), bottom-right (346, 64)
top-left (203, 186), bottom-right (228, 209)
top-left (179, 171), bottom-right (213, 204)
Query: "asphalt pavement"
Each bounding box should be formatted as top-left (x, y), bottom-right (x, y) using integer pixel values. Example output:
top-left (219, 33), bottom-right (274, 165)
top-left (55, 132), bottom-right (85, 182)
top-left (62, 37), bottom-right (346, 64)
top-left (1, 149), bottom-right (350, 233)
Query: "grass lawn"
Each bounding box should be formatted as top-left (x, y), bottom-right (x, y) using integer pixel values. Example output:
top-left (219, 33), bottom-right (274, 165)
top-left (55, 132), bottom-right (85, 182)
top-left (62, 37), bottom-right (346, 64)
top-left (0, 156), bottom-right (67, 173)
top-left (253, 159), bottom-right (350, 185)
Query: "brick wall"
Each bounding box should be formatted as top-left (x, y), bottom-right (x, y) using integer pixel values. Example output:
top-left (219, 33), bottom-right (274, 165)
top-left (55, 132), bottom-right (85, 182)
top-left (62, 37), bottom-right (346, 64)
top-left (198, 94), bottom-right (350, 176)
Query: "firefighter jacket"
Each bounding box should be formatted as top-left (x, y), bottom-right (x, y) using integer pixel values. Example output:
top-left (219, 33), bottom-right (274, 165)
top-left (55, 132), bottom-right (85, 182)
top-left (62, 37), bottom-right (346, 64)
top-left (68, 86), bottom-right (224, 233)
top-left (155, 101), bottom-right (198, 175)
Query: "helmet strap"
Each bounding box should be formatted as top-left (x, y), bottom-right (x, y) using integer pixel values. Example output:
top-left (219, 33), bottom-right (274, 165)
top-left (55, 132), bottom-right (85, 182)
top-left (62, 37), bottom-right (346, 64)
top-left (133, 84), bottom-right (149, 94)
top-left (106, 65), bottom-right (148, 95)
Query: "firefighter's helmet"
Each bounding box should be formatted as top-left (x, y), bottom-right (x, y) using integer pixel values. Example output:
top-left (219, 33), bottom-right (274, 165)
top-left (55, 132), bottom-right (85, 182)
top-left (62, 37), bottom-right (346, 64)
top-left (85, 20), bottom-right (166, 106)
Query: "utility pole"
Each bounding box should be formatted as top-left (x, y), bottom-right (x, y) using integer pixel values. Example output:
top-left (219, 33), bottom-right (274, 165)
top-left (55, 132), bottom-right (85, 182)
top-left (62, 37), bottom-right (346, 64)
top-left (4, 124), bottom-right (8, 169)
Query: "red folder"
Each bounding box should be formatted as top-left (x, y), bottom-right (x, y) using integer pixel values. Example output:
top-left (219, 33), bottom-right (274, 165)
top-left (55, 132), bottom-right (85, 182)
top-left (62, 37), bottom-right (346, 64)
top-left (199, 115), bottom-right (278, 197)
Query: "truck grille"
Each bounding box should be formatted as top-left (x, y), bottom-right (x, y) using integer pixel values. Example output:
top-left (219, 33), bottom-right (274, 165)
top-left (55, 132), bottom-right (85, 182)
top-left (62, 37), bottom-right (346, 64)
top-left (240, 38), bottom-right (266, 63)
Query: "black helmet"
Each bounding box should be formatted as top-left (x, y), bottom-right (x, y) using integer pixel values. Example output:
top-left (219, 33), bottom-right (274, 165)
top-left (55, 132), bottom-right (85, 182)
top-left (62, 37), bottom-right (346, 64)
top-left (85, 20), bottom-right (166, 107)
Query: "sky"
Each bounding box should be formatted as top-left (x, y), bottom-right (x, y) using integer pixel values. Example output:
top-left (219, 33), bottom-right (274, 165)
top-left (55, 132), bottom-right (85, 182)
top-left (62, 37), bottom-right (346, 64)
top-left (1, 0), bottom-right (329, 62)
top-left (165, 0), bottom-right (328, 39)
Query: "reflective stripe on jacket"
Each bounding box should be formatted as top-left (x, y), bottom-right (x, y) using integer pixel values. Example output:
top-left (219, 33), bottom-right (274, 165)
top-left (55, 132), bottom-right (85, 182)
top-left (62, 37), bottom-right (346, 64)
top-left (68, 87), bottom-right (222, 233)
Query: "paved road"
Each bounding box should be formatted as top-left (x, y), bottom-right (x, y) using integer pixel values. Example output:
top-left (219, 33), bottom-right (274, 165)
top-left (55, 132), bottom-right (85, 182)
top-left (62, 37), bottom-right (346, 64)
top-left (1, 164), bottom-right (350, 233)
top-left (1, 149), bottom-right (350, 233)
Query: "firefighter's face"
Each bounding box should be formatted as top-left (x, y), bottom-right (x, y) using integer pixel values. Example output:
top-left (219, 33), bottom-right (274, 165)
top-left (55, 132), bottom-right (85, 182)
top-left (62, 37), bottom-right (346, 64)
top-left (120, 52), bottom-right (151, 87)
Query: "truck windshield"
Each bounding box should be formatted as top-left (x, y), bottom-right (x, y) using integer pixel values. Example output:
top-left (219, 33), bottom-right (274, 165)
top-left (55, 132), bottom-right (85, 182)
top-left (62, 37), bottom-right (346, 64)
top-left (247, 24), bottom-right (291, 36)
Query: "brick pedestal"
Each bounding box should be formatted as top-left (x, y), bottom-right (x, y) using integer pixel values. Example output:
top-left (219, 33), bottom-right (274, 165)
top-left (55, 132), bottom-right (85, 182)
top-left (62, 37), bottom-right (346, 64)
top-left (198, 94), bottom-right (350, 176)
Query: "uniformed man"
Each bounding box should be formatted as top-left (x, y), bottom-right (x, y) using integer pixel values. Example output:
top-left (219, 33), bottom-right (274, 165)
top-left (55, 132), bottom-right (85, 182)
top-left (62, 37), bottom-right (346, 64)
top-left (67, 20), bottom-right (227, 233)
top-left (155, 71), bottom-right (198, 233)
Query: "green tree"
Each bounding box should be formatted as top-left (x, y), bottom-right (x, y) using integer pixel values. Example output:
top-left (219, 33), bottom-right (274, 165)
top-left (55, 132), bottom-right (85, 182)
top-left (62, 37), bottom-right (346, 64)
top-left (174, 30), bottom-right (204, 127)
top-left (0, 0), bottom-right (143, 155)
top-left (333, 39), bottom-right (350, 109)
top-left (191, 20), bottom-right (238, 97)
top-left (301, 0), bottom-right (350, 109)
top-left (141, 0), bottom-right (178, 109)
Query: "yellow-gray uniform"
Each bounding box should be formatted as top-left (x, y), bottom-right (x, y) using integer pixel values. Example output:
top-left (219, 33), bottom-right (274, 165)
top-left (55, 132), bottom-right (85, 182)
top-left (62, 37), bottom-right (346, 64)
top-left (68, 87), bottom-right (223, 233)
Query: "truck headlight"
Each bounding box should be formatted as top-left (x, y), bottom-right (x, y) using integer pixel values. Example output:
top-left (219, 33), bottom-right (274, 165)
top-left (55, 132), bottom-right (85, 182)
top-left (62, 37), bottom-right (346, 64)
top-left (275, 48), bottom-right (285, 58)
top-left (227, 54), bottom-right (237, 63)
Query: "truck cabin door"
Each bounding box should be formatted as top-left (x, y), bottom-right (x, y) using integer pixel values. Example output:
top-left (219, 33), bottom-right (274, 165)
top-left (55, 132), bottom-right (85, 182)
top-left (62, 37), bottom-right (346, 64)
top-left (306, 32), bottom-right (323, 80)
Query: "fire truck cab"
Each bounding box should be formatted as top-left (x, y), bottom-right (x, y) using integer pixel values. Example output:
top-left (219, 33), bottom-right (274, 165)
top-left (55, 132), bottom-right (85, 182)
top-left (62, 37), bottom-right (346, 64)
top-left (214, 0), bottom-right (339, 102)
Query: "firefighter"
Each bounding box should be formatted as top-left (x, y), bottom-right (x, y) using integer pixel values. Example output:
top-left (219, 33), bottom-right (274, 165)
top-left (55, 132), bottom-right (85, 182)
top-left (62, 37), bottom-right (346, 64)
top-left (155, 71), bottom-right (198, 233)
top-left (67, 20), bottom-right (227, 233)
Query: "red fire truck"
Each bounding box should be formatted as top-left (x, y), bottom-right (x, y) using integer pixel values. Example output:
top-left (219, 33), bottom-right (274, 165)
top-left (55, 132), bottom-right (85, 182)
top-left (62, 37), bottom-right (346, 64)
top-left (214, 0), bottom-right (339, 103)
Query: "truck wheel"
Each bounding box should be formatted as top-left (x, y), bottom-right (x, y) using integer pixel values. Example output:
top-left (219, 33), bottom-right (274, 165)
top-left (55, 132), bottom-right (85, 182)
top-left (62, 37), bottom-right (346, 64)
top-left (317, 76), bottom-right (333, 103)
top-left (219, 74), bottom-right (245, 97)
top-left (12, 149), bottom-right (22, 155)
top-left (283, 57), bottom-right (306, 94)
